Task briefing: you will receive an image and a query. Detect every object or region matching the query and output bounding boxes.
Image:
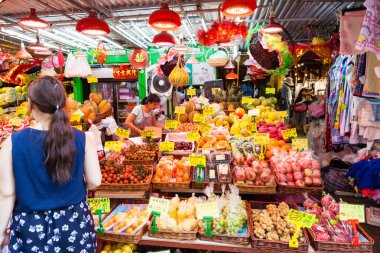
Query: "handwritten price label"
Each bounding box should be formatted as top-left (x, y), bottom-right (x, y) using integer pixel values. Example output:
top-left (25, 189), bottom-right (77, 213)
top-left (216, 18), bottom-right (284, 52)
top-left (70, 113), bottom-right (81, 122)
top-left (242, 96), bottom-right (253, 105)
top-left (277, 111), bottom-right (289, 117)
top-left (87, 76), bottom-right (98, 83)
top-left (148, 197), bottom-right (170, 215)
top-left (339, 203), bottom-right (365, 223)
top-left (212, 88), bottom-right (221, 94)
top-left (164, 120), bottom-right (179, 130)
top-left (104, 141), bottom-right (122, 152)
top-left (87, 198), bottom-right (110, 213)
top-left (248, 109), bottom-right (261, 117)
top-left (187, 88), bottom-right (196, 96)
top-left (189, 154), bottom-right (206, 167)
top-left (16, 106), bottom-right (27, 115)
top-left (203, 106), bottom-right (215, 115)
top-left (73, 125), bottom-right (83, 131)
top-left (254, 133), bottom-right (269, 145)
top-left (9, 118), bottom-right (23, 127)
top-left (286, 209), bottom-right (317, 228)
top-left (140, 130), bottom-right (154, 138)
top-left (186, 131), bottom-right (201, 142)
top-left (115, 128), bottom-right (130, 138)
top-left (193, 114), bottom-right (205, 123)
top-left (282, 128), bottom-right (298, 139)
top-left (265, 87), bottom-right (276, 94)
top-left (198, 123), bottom-right (211, 133)
top-left (175, 106), bottom-right (186, 115)
top-left (159, 142), bottom-right (175, 152)
top-left (247, 123), bottom-right (257, 132)
top-left (196, 202), bottom-right (219, 219)
top-left (292, 139), bottom-right (308, 150)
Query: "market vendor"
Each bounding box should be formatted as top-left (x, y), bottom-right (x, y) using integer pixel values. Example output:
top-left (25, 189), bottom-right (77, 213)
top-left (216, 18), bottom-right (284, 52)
top-left (125, 94), bottom-right (163, 137)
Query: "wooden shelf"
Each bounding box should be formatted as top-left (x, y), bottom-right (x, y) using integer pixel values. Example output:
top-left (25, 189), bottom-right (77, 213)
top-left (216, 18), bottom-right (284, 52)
top-left (95, 190), bottom-right (148, 199)
top-left (156, 188), bottom-right (277, 195)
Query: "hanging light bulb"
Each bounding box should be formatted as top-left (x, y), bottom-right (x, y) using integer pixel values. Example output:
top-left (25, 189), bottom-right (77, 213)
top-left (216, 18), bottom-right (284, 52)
top-left (221, 0), bottom-right (257, 18)
top-left (261, 6), bottom-right (283, 34)
top-left (226, 70), bottom-right (238, 79)
top-left (148, 3), bottom-right (181, 31)
top-left (27, 31), bottom-right (48, 51)
top-left (76, 10), bottom-right (110, 36)
top-left (19, 8), bottom-right (49, 29)
top-left (152, 31), bottom-right (176, 47)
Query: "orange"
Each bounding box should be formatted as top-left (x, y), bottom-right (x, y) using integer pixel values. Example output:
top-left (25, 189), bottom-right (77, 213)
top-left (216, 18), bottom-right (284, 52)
top-left (183, 174), bottom-right (190, 181)
top-left (161, 175), bottom-right (170, 182)
top-left (266, 144), bottom-right (273, 151)
top-left (216, 135), bottom-right (227, 141)
top-left (265, 150), bottom-right (273, 159)
top-left (154, 177), bottom-right (161, 183)
top-left (202, 135), bottom-right (209, 142)
top-left (198, 139), bottom-right (206, 148)
top-left (278, 140), bottom-right (286, 147)
top-left (282, 144), bottom-right (291, 152)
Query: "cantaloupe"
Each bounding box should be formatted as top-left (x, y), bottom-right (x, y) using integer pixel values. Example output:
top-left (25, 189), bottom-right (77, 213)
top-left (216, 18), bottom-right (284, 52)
top-left (179, 113), bottom-right (188, 123)
top-left (188, 111), bottom-right (200, 123)
top-left (98, 100), bottom-right (112, 114)
top-left (185, 101), bottom-right (195, 114)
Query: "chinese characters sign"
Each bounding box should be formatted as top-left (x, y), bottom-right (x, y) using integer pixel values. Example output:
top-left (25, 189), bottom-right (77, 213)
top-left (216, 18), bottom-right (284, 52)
top-left (113, 65), bottom-right (138, 80)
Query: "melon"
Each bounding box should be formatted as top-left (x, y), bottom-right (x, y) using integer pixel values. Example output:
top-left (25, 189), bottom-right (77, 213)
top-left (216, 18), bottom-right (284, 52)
top-left (185, 101), bottom-right (195, 114)
top-left (188, 111), bottom-right (200, 122)
top-left (179, 113), bottom-right (188, 123)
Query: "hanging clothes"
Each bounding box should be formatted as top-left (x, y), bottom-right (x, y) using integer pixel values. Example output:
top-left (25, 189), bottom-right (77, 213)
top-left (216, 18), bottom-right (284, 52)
top-left (363, 52), bottom-right (380, 98)
top-left (340, 10), bottom-right (366, 55)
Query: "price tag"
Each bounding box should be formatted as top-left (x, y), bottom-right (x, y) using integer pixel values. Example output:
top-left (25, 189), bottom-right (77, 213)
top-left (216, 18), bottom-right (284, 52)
top-left (248, 109), bottom-right (260, 116)
top-left (341, 103), bottom-right (347, 110)
top-left (104, 141), bottom-right (122, 152)
top-left (140, 130), bottom-right (154, 138)
top-left (254, 133), bottom-right (269, 145)
top-left (339, 203), bottom-right (365, 223)
top-left (196, 202), bottom-right (219, 219)
top-left (87, 198), bottom-right (110, 213)
top-left (193, 114), bottom-right (205, 123)
top-left (241, 96), bottom-right (253, 105)
top-left (175, 106), bottom-right (186, 115)
top-left (282, 128), bottom-right (297, 139)
top-left (189, 154), bottom-right (206, 167)
top-left (115, 128), bottom-right (130, 138)
top-left (16, 106), bottom-right (27, 115)
top-left (187, 88), bottom-right (196, 96)
top-left (203, 106), bottom-right (215, 115)
top-left (292, 139), bottom-right (308, 150)
top-left (87, 76), bottom-right (98, 83)
top-left (215, 154), bottom-right (225, 161)
top-left (286, 209), bottom-right (317, 228)
top-left (202, 149), bottom-right (211, 154)
top-left (70, 113), bottom-right (81, 122)
top-left (159, 141), bottom-right (175, 152)
top-left (212, 88), bottom-right (221, 94)
top-left (186, 131), bottom-right (201, 142)
top-left (247, 123), bottom-right (257, 132)
top-left (0, 107), bottom-right (2, 115)
top-left (198, 123), bottom-right (211, 133)
top-left (164, 120), bottom-right (179, 130)
top-left (73, 125), bottom-right (83, 131)
top-left (265, 87), bottom-right (276, 94)
top-left (148, 197), bottom-right (170, 215)
top-left (9, 118), bottom-right (23, 127)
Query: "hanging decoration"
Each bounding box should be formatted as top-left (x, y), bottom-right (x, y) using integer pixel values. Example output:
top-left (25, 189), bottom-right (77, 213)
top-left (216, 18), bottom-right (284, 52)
top-left (18, 8), bottom-right (49, 29)
top-left (129, 48), bottom-right (148, 69)
top-left (148, 3), bottom-right (181, 31)
top-left (113, 64), bottom-right (138, 80)
top-left (3, 59), bottom-right (41, 85)
top-left (156, 48), bottom-right (186, 77)
top-left (168, 53), bottom-right (189, 87)
top-left (221, 0), bottom-right (257, 18)
top-left (96, 42), bottom-right (108, 65)
top-left (294, 37), bottom-right (334, 64)
top-left (76, 10), bottom-right (110, 36)
top-left (57, 46), bottom-right (65, 80)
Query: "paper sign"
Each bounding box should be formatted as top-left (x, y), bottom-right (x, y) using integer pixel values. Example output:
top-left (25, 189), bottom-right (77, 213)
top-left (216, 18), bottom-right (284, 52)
top-left (212, 88), bottom-right (221, 94)
top-left (148, 197), bottom-right (170, 215)
top-left (9, 118), bottom-right (22, 127)
top-left (187, 88), bottom-right (196, 96)
top-left (242, 97), bottom-right (253, 105)
top-left (87, 198), bottom-right (110, 213)
top-left (198, 123), bottom-right (211, 133)
top-left (247, 123), bottom-right (257, 132)
top-left (164, 120), bottom-right (179, 130)
top-left (87, 76), bottom-right (98, 83)
top-left (193, 114), bottom-right (205, 123)
top-left (159, 142), bottom-right (175, 152)
top-left (73, 125), bottom-right (83, 131)
top-left (248, 109), bottom-right (260, 116)
top-left (277, 111), bottom-right (289, 117)
top-left (175, 106), bottom-right (186, 115)
top-left (203, 106), bottom-right (215, 115)
top-left (254, 133), bottom-right (269, 145)
top-left (16, 106), bottom-right (27, 115)
top-left (104, 141), bottom-right (122, 152)
top-left (0, 107), bottom-right (2, 115)
top-left (292, 139), bottom-right (308, 150)
top-left (215, 154), bottom-right (225, 161)
top-left (186, 131), bottom-right (201, 142)
top-left (265, 87), bottom-right (275, 94)
top-left (140, 130), bottom-right (154, 138)
top-left (339, 203), bottom-right (365, 223)
top-left (70, 113), bottom-right (81, 122)
top-left (189, 154), bottom-right (206, 167)
top-left (286, 209), bottom-right (317, 228)
top-left (196, 202), bottom-right (219, 219)
top-left (282, 128), bottom-right (297, 139)
top-left (115, 128), bottom-right (130, 138)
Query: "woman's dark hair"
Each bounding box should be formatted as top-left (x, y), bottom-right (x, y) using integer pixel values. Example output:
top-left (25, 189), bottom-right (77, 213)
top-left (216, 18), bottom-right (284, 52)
top-left (28, 76), bottom-right (75, 184)
top-left (141, 94), bottom-right (160, 105)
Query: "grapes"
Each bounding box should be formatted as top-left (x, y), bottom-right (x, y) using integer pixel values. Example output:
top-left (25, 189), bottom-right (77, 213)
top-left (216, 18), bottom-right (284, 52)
top-left (174, 142), bottom-right (192, 150)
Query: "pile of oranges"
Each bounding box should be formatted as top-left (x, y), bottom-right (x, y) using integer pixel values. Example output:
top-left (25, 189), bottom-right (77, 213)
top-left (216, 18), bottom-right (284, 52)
top-left (265, 139), bottom-right (291, 159)
top-left (154, 156), bottom-right (191, 183)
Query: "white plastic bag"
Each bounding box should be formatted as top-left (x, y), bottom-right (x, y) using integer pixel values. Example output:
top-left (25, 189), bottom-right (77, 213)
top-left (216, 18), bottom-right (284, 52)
top-left (64, 53), bottom-right (92, 78)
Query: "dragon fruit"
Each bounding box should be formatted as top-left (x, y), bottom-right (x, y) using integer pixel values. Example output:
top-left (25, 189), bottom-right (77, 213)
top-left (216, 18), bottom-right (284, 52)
top-left (327, 202), bottom-right (339, 215)
top-left (321, 194), bottom-right (335, 208)
top-left (235, 166), bottom-right (246, 181)
top-left (245, 167), bottom-right (256, 181)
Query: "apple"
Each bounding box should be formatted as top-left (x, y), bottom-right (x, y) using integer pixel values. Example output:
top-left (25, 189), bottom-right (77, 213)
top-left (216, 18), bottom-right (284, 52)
top-left (304, 176), bottom-right (313, 186)
top-left (287, 181), bottom-right (295, 186)
top-left (294, 171), bottom-right (304, 181)
top-left (304, 168), bottom-right (313, 177)
top-left (286, 173), bottom-right (294, 182)
top-left (312, 177), bottom-right (322, 186)
top-left (312, 170), bottom-right (321, 178)
top-left (295, 180), bottom-right (305, 187)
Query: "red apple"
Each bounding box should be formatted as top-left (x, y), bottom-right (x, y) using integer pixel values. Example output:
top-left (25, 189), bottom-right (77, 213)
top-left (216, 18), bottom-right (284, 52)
top-left (304, 168), bottom-right (313, 177)
top-left (304, 176), bottom-right (313, 186)
top-left (295, 180), bottom-right (305, 187)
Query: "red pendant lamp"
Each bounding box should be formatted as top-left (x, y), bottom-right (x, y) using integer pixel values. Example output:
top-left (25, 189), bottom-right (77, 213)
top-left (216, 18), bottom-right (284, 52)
top-left (221, 0), bottom-right (257, 18)
top-left (261, 6), bottom-right (283, 34)
top-left (27, 32), bottom-right (48, 51)
top-left (226, 70), bottom-right (238, 79)
top-left (19, 8), bottom-right (50, 29)
top-left (34, 50), bottom-right (52, 56)
top-left (76, 10), bottom-right (110, 36)
top-left (148, 3), bottom-right (181, 31)
top-left (152, 31), bottom-right (176, 47)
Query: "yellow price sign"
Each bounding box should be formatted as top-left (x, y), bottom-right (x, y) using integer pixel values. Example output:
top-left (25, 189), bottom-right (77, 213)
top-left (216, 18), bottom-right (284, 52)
top-left (0, 107), bottom-right (3, 115)
top-left (175, 106), bottom-right (186, 115)
top-left (212, 88), bottom-right (221, 94)
top-left (187, 88), bottom-right (196, 96)
top-left (87, 76), bottom-right (98, 83)
top-left (189, 154), bottom-right (206, 167)
top-left (164, 120), bottom-right (179, 130)
top-left (339, 203), bottom-right (365, 223)
top-left (198, 123), bottom-right (211, 133)
top-left (203, 106), bottom-right (215, 115)
top-left (115, 127), bottom-right (130, 138)
top-left (16, 106), bottom-right (27, 115)
top-left (186, 131), bottom-right (201, 142)
top-left (282, 128), bottom-right (298, 139)
top-left (242, 96), bottom-right (253, 105)
top-left (148, 197), bottom-right (170, 215)
top-left (277, 111), bottom-right (288, 117)
top-left (9, 118), bottom-right (23, 127)
top-left (247, 123), bottom-right (257, 132)
top-left (159, 141), bottom-right (175, 152)
top-left (196, 202), bottom-right (219, 219)
top-left (292, 139), bottom-right (308, 150)
top-left (140, 130), bottom-right (154, 138)
top-left (254, 133), bottom-right (269, 145)
top-left (87, 198), bottom-right (110, 213)
top-left (286, 209), bottom-right (317, 228)
top-left (70, 113), bottom-right (81, 122)
top-left (73, 125), bottom-right (83, 131)
top-left (193, 114), bottom-right (205, 123)
top-left (104, 141), bottom-right (122, 152)
top-left (265, 87), bottom-right (276, 94)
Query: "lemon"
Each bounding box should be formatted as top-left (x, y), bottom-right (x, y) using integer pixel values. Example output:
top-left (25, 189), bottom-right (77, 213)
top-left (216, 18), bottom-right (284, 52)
top-left (104, 245), bottom-right (112, 251)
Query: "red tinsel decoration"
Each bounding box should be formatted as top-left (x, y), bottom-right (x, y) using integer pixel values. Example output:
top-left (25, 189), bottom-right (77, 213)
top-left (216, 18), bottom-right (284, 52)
top-left (197, 21), bottom-right (248, 46)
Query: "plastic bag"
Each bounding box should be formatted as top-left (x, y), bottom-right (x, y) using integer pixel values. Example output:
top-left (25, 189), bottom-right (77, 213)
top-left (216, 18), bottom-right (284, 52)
top-left (64, 53), bottom-right (92, 78)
